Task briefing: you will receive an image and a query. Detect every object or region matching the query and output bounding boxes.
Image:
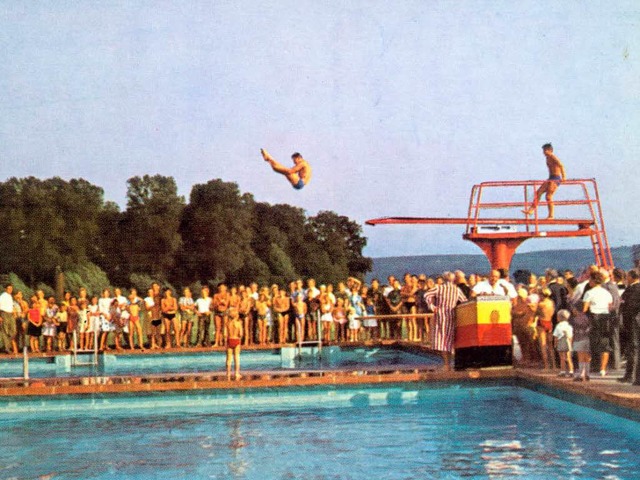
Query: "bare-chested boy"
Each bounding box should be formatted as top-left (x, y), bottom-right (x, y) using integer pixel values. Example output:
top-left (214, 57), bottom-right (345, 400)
top-left (128, 289), bottom-right (145, 351)
top-left (523, 143), bottom-right (566, 219)
top-left (238, 289), bottom-right (253, 346)
top-left (225, 307), bottom-right (243, 380)
top-left (261, 149), bottom-right (312, 190)
top-left (273, 289), bottom-right (291, 344)
top-left (293, 295), bottom-right (307, 344)
top-left (212, 284), bottom-right (230, 348)
top-left (535, 288), bottom-right (557, 370)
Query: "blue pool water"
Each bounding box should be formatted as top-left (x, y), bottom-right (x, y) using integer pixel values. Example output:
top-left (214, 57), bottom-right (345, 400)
top-left (1, 383), bottom-right (639, 479)
top-left (0, 346), bottom-right (441, 379)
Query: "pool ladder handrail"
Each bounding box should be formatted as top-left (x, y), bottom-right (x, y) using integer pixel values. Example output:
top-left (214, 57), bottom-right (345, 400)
top-left (297, 309), bottom-right (322, 357)
top-left (71, 329), bottom-right (99, 367)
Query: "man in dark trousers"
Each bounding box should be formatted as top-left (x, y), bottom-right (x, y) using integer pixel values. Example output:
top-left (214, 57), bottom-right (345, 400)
top-left (546, 269), bottom-right (568, 323)
top-left (620, 269), bottom-right (640, 383)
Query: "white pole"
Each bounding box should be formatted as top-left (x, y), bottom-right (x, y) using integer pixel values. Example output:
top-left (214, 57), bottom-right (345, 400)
top-left (22, 346), bottom-right (29, 380)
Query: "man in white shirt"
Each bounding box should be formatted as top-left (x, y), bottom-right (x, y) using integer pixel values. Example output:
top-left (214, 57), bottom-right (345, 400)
top-left (195, 286), bottom-right (213, 347)
top-left (471, 270), bottom-right (517, 301)
top-left (0, 284), bottom-right (17, 354)
top-left (583, 270), bottom-right (614, 376)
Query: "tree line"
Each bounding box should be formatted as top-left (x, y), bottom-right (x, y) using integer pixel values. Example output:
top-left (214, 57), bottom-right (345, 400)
top-left (0, 175), bottom-right (372, 297)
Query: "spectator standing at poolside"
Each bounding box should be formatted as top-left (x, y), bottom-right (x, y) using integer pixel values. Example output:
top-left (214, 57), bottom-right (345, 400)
top-left (293, 293), bottom-right (307, 344)
top-left (306, 279), bottom-right (320, 341)
top-left (320, 287), bottom-right (334, 343)
top-left (601, 269), bottom-right (622, 369)
top-left (0, 284), bottom-right (17, 355)
top-left (415, 275), bottom-right (430, 343)
top-left (425, 272), bottom-right (467, 371)
top-left (511, 288), bottom-right (537, 366)
top-left (472, 270), bottom-right (518, 302)
top-left (147, 283), bottom-right (163, 350)
top-left (212, 284), bottom-right (230, 348)
top-left (546, 269), bottom-right (569, 322)
top-left (195, 286), bottom-right (212, 347)
top-left (553, 309), bottom-right (574, 377)
top-left (274, 288), bottom-right (291, 344)
top-left (179, 287), bottom-right (196, 348)
top-left (455, 271), bottom-right (472, 298)
top-left (161, 288), bottom-right (178, 349)
top-left (128, 289), bottom-right (145, 350)
top-left (225, 307), bottom-right (243, 380)
top-left (534, 288), bottom-right (556, 370)
top-left (239, 288), bottom-right (254, 346)
top-left (620, 269), bottom-right (640, 383)
top-left (570, 301), bottom-right (593, 381)
top-left (13, 290), bottom-right (29, 352)
top-left (401, 274), bottom-right (419, 342)
top-left (255, 292), bottom-right (270, 345)
top-left (583, 270), bottom-right (614, 377)
top-left (386, 280), bottom-right (403, 339)
top-left (27, 299), bottom-right (42, 353)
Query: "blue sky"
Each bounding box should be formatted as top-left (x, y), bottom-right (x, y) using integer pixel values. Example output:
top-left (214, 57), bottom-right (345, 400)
top-left (1, 1), bottom-right (638, 257)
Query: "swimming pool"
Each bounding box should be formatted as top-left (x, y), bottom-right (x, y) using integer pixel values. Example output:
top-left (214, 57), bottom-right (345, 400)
top-left (1, 382), bottom-right (639, 479)
top-left (0, 346), bottom-right (442, 379)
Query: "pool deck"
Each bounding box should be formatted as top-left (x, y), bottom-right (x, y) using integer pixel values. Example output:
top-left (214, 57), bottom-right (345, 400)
top-left (1, 342), bottom-right (640, 415)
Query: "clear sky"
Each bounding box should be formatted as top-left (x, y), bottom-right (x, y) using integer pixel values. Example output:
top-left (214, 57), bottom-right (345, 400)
top-left (1, 1), bottom-right (638, 258)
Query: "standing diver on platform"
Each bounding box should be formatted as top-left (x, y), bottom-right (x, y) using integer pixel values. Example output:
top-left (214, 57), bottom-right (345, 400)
top-left (261, 149), bottom-right (312, 190)
top-left (523, 143), bottom-right (566, 219)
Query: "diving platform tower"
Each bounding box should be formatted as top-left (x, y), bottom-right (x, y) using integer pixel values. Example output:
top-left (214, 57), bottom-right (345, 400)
top-left (366, 179), bottom-right (613, 272)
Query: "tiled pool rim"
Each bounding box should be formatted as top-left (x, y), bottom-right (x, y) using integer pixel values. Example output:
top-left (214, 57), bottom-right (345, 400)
top-left (1, 342), bottom-right (640, 418)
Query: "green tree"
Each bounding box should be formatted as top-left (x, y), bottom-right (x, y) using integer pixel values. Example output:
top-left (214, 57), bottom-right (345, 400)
top-left (306, 210), bottom-right (372, 281)
top-left (118, 175), bottom-right (184, 281)
top-left (177, 179), bottom-right (255, 283)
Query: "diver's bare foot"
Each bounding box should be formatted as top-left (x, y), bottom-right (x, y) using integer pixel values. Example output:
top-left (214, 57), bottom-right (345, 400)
top-left (522, 209), bottom-right (533, 215)
top-left (235, 374), bottom-right (242, 381)
top-left (546, 215), bottom-right (554, 219)
top-left (260, 148), bottom-right (274, 162)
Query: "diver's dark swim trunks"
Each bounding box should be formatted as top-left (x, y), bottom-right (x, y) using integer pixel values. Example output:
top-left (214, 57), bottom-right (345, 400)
top-left (293, 178), bottom-right (305, 190)
top-left (549, 175), bottom-right (562, 185)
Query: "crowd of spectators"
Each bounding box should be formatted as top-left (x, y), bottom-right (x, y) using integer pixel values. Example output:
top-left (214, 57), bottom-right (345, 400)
top-left (0, 265), bottom-right (638, 385)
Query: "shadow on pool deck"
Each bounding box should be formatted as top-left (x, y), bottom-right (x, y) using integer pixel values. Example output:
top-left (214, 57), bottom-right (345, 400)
top-left (1, 341), bottom-right (640, 415)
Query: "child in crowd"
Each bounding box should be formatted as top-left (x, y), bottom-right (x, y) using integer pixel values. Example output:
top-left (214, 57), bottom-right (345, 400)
top-left (293, 294), bottom-right (307, 344)
top-left (77, 299), bottom-right (90, 350)
top-left (57, 303), bottom-right (68, 351)
top-left (553, 309), bottom-right (574, 377)
top-left (363, 296), bottom-right (378, 341)
top-left (570, 301), bottom-right (592, 382)
top-left (255, 293), bottom-right (269, 345)
top-left (347, 306), bottom-right (360, 342)
top-left (67, 298), bottom-right (79, 348)
top-left (88, 296), bottom-right (100, 350)
top-left (128, 292), bottom-right (145, 350)
top-left (333, 297), bottom-right (347, 342)
top-left (320, 292), bottom-right (334, 343)
top-left (27, 300), bottom-right (42, 353)
top-left (43, 297), bottom-right (59, 353)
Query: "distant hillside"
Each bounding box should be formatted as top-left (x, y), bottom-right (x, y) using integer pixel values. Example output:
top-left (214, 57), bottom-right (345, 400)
top-left (366, 246), bottom-right (634, 281)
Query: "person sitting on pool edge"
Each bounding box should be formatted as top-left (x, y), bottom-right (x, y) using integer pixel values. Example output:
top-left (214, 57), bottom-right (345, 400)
top-left (261, 149), bottom-right (312, 190)
top-left (225, 307), bottom-right (243, 381)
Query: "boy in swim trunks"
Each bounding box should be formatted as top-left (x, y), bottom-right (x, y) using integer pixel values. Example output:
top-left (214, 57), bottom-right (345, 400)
top-left (261, 149), bottom-right (312, 190)
top-left (225, 307), bottom-right (243, 380)
top-left (523, 143), bottom-right (566, 219)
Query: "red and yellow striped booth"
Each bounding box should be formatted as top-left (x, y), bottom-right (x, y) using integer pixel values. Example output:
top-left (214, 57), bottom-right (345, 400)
top-left (454, 297), bottom-right (513, 370)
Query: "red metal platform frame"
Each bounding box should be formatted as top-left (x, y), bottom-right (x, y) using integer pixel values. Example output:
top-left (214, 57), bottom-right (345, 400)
top-left (366, 178), bottom-right (613, 271)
